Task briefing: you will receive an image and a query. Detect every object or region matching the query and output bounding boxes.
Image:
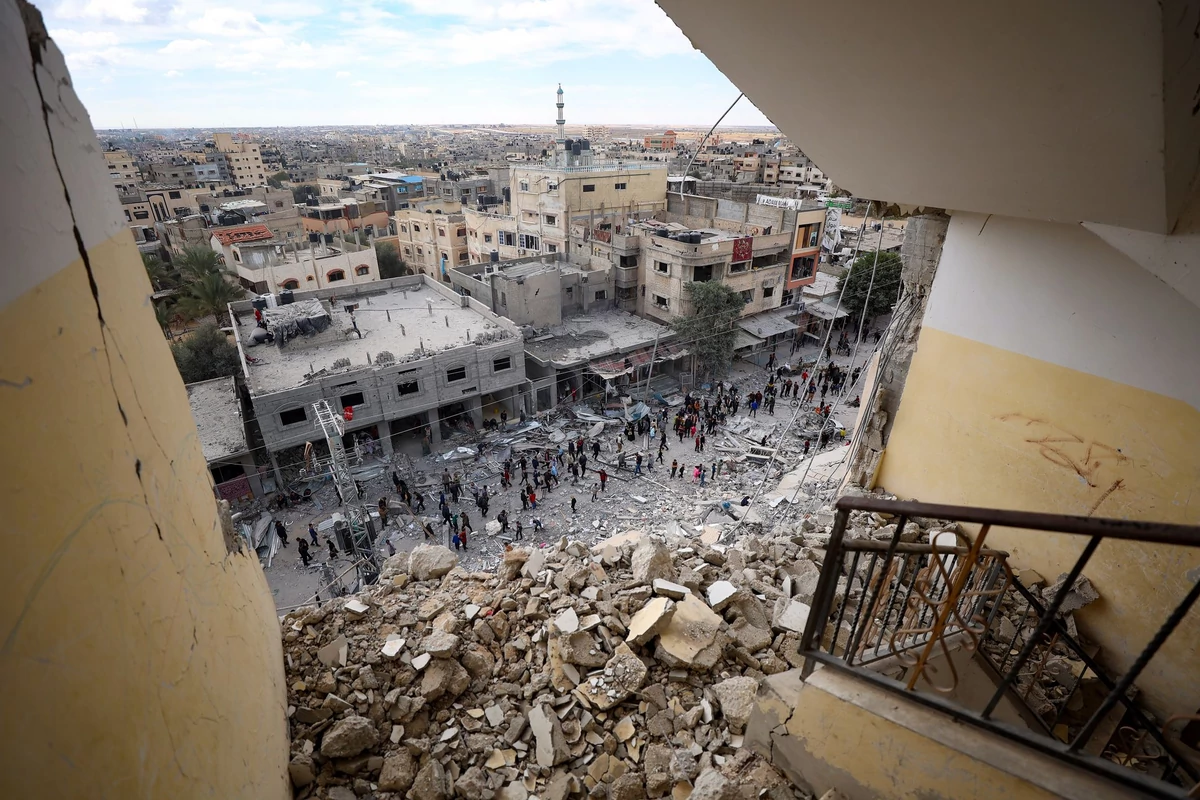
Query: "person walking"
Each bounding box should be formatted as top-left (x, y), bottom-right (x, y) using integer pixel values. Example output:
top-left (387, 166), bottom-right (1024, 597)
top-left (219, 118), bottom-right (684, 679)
top-left (514, 520), bottom-right (524, 541)
top-left (520, 491), bottom-right (529, 511)
top-left (460, 512), bottom-right (471, 533)
top-left (274, 519), bottom-right (289, 548)
top-left (803, 439), bottom-right (811, 456)
top-left (497, 509), bottom-right (509, 535)
top-left (692, 465), bottom-right (701, 484)
top-left (571, 496), bottom-right (577, 514)
top-left (699, 467), bottom-right (707, 487)
top-left (528, 488), bottom-right (537, 510)
top-left (635, 453), bottom-right (643, 475)
top-left (459, 524), bottom-right (469, 550)
top-left (308, 523), bottom-right (318, 546)
top-left (297, 538), bottom-right (311, 566)
top-left (599, 469), bottom-right (608, 491)
top-left (591, 483), bottom-right (599, 502)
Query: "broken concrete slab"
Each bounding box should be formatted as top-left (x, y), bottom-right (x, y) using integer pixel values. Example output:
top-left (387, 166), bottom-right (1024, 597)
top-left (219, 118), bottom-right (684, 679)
top-left (529, 702), bottom-right (570, 767)
top-left (408, 544), bottom-right (459, 581)
top-left (626, 597), bottom-right (676, 646)
top-left (653, 579), bottom-right (690, 599)
top-left (632, 537), bottom-right (676, 585)
top-left (423, 629), bottom-right (460, 658)
top-left (317, 635), bottom-right (349, 667)
top-left (575, 643), bottom-right (648, 710)
top-left (711, 676), bottom-right (758, 733)
top-left (554, 607), bottom-right (580, 634)
top-left (380, 635), bottom-right (405, 659)
top-left (771, 598), bottom-right (811, 635)
top-left (522, 548), bottom-right (546, 578)
top-left (657, 594), bottom-right (722, 664)
top-left (705, 580), bottom-right (737, 611)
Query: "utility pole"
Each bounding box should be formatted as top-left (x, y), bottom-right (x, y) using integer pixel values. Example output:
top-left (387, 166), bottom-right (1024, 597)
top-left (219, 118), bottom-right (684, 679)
top-left (312, 400), bottom-right (380, 588)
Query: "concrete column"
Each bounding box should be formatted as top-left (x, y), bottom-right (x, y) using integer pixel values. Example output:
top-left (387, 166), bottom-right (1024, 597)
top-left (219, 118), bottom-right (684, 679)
top-left (377, 418), bottom-right (393, 457)
top-left (465, 394), bottom-right (485, 429)
top-left (427, 410), bottom-right (443, 446)
top-left (241, 453), bottom-right (265, 497)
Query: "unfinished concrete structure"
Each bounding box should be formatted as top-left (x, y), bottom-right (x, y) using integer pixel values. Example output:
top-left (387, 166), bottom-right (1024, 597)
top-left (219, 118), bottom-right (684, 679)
top-left (186, 376), bottom-right (263, 501)
top-left (232, 275), bottom-right (527, 458)
top-left (449, 253), bottom-right (614, 327)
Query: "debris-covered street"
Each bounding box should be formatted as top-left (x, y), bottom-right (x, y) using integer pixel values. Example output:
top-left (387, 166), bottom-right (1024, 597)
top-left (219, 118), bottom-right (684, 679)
top-left (254, 342), bottom-right (880, 611)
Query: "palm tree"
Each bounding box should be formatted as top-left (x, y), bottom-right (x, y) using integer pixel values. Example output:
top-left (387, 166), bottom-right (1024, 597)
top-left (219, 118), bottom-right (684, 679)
top-left (154, 301), bottom-right (176, 339)
top-left (177, 272), bottom-right (245, 322)
top-left (176, 246), bottom-right (225, 283)
top-left (142, 253), bottom-right (178, 291)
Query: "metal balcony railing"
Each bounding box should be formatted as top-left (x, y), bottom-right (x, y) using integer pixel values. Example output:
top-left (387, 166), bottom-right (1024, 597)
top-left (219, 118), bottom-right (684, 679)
top-left (798, 496), bottom-right (1200, 798)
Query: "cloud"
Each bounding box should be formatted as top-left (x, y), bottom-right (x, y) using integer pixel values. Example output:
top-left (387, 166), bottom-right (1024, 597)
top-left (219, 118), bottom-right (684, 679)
top-left (159, 38), bottom-right (212, 55)
top-left (56, 0), bottom-right (148, 23)
top-left (41, 0), bottom-right (773, 127)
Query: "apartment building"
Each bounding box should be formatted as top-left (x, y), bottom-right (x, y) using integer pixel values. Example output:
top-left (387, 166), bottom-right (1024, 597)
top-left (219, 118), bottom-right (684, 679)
top-left (213, 132), bottom-right (266, 188)
top-left (509, 161), bottom-right (669, 257)
top-left (300, 197), bottom-right (390, 238)
top-left (463, 207), bottom-right (523, 264)
top-left (230, 275), bottom-right (527, 455)
top-left (644, 131), bottom-right (678, 151)
top-left (211, 225), bottom-right (379, 293)
top-left (394, 201), bottom-right (469, 279)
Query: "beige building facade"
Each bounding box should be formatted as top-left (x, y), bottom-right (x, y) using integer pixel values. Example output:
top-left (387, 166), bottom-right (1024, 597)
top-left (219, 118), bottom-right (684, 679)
top-left (395, 201), bottom-right (469, 279)
top-left (213, 133), bottom-right (266, 189)
top-left (509, 162), bottom-right (669, 259)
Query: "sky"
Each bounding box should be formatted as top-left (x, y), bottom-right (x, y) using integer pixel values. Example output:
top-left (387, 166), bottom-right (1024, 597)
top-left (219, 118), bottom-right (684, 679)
top-left (41, 0), bottom-right (776, 130)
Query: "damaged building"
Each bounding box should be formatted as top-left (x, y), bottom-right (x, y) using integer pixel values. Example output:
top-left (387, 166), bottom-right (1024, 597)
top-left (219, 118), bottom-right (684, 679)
top-left (231, 275), bottom-right (527, 460)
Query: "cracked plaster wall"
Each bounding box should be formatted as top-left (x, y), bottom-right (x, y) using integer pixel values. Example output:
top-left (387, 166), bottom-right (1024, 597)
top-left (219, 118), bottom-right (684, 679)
top-left (0, 3), bottom-right (289, 797)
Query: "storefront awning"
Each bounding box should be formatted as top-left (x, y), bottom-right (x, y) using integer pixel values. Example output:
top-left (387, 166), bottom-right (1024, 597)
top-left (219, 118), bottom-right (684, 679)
top-left (588, 341), bottom-right (691, 379)
top-left (733, 330), bottom-right (765, 351)
top-left (737, 309), bottom-right (799, 339)
top-left (802, 301), bottom-right (850, 321)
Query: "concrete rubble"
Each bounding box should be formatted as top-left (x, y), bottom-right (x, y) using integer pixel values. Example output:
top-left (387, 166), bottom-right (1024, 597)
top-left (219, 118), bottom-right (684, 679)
top-left (279, 522), bottom-right (829, 799)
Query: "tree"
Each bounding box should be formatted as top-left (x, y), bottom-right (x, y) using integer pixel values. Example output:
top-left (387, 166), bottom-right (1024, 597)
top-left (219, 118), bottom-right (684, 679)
top-left (177, 272), bottom-right (245, 321)
top-left (291, 184), bottom-right (318, 204)
top-left (170, 323), bottom-right (242, 384)
top-left (142, 252), bottom-right (178, 291)
top-left (266, 170), bottom-right (289, 189)
top-left (176, 246), bottom-right (225, 283)
top-left (670, 282), bottom-right (746, 380)
top-left (837, 250), bottom-right (903, 322)
top-left (376, 241), bottom-right (408, 279)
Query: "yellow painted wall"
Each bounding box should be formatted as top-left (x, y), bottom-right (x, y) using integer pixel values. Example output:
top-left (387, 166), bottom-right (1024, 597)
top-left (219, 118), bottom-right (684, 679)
top-left (784, 675), bottom-right (1063, 800)
top-left (1, 5), bottom-right (289, 797)
top-left (877, 326), bottom-right (1200, 718)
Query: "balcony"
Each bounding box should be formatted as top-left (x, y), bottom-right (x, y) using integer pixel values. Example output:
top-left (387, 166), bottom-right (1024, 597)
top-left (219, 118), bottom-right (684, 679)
top-left (795, 496), bottom-right (1200, 798)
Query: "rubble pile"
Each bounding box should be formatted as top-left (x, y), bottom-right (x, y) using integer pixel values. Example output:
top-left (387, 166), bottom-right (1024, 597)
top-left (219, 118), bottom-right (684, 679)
top-left (279, 525), bottom-right (831, 800)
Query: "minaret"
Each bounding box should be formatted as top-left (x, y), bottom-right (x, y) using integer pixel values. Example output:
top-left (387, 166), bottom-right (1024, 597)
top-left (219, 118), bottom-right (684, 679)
top-left (555, 84), bottom-right (566, 163)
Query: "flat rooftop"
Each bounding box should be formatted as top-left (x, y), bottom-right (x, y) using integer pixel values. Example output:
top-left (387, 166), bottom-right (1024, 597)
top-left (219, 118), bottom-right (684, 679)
top-left (524, 309), bottom-right (669, 368)
top-left (239, 283), bottom-right (514, 395)
top-left (186, 377), bottom-right (247, 463)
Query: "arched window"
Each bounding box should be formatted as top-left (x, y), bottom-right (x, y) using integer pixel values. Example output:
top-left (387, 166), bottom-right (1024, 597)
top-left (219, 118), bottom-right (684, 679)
top-left (355, 265), bottom-right (370, 277)
top-left (327, 269), bottom-right (345, 283)
top-left (281, 279), bottom-right (300, 290)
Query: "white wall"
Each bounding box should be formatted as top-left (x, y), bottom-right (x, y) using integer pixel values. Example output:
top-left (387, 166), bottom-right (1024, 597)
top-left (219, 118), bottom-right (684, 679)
top-left (925, 213), bottom-right (1200, 409)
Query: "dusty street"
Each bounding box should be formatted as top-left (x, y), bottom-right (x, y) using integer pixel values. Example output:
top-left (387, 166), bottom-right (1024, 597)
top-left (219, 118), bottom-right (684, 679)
top-left (258, 340), bottom-right (880, 610)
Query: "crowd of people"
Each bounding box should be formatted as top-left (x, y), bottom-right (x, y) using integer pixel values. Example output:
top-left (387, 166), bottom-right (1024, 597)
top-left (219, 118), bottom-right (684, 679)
top-left (286, 333), bottom-right (872, 570)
